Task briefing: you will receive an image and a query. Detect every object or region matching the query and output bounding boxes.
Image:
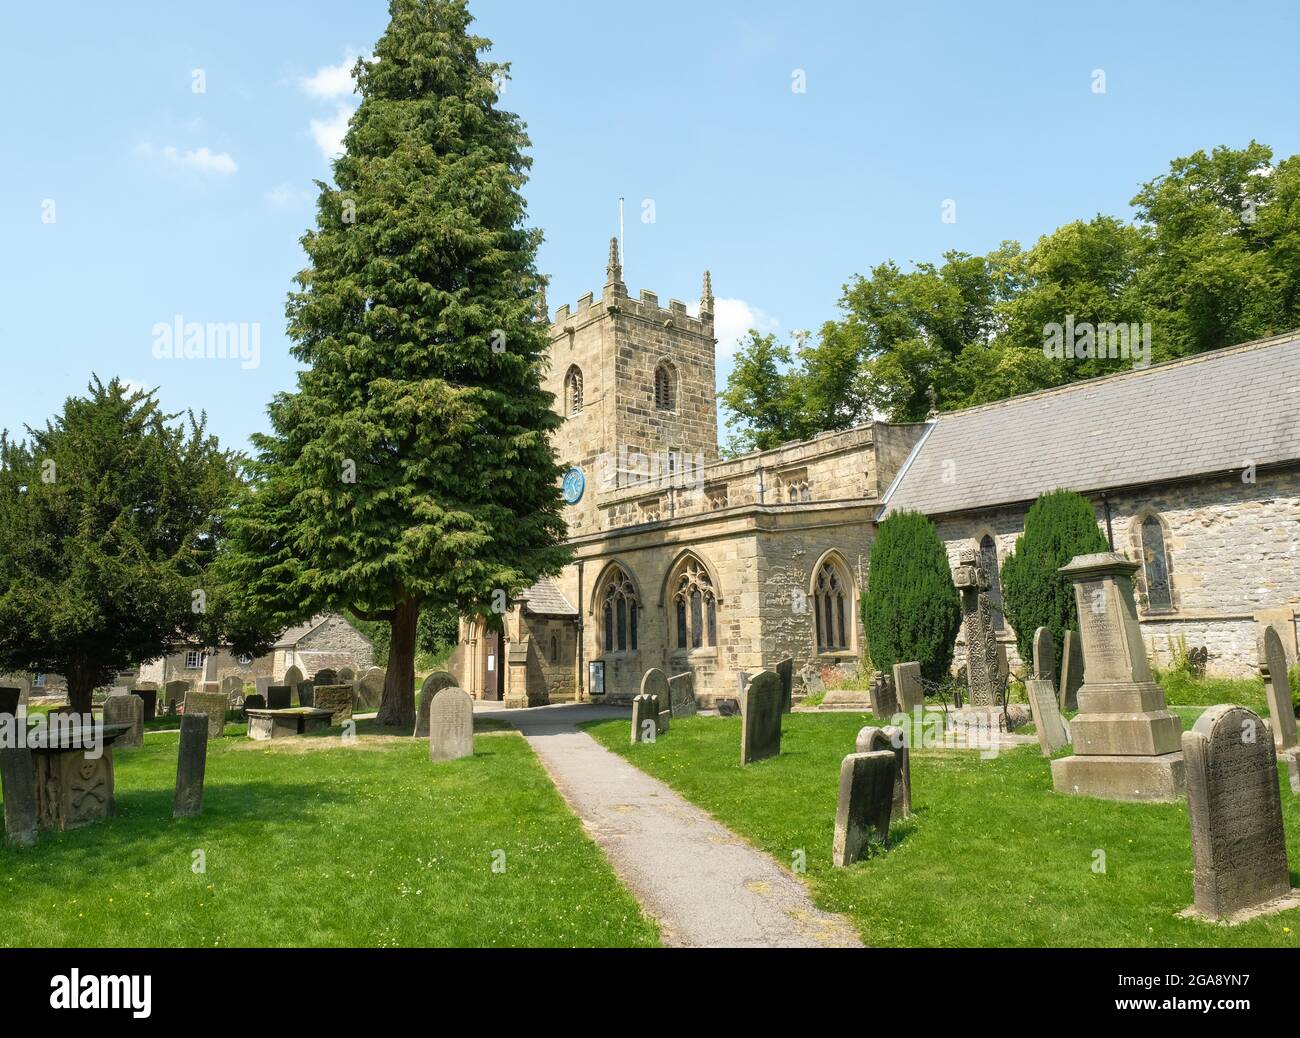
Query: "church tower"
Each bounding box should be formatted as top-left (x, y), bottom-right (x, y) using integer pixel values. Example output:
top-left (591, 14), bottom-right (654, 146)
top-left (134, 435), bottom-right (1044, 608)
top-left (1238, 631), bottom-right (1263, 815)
top-left (542, 239), bottom-right (719, 535)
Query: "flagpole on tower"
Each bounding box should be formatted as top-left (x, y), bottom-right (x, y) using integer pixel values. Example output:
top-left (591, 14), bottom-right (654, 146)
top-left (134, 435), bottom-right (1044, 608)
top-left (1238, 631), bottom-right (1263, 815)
top-left (618, 197), bottom-right (625, 275)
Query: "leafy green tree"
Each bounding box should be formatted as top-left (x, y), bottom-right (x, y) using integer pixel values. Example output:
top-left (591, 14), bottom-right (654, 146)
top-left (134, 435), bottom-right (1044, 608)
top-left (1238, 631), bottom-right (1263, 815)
top-left (999, 490), bottom-right (1110, 671)
top-left (718, 332), bottom-right (811, 455)
top-left (864, 511), bottom-right (961, 684)
top-left (217, 0), bottom-right (570, 728)
top-left (0, 378), bottom-right (246, 714)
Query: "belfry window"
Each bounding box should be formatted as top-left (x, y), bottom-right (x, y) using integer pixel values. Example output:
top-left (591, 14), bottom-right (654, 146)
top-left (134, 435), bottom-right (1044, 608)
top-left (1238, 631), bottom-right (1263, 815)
top-left (565, 366), bottom-right (584, 416)
top-left (654, 362), bottom-right (677, 411)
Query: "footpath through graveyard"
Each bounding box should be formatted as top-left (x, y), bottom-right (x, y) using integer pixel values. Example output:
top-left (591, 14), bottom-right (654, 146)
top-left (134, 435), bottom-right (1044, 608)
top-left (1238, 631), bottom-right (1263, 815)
top-left (491, 702), bottom-right (862, 948)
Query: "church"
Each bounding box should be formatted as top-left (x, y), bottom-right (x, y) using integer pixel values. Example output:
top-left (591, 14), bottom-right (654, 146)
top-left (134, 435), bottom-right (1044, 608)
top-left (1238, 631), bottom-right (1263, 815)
top-left (449, 242), bottom-right (1300, 707)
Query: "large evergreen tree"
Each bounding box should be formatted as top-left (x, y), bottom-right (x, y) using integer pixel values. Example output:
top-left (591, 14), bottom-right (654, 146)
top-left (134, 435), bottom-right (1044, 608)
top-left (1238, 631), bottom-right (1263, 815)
top-left (217, 0), bottom-right (569, 728)
top-left (0, 378), bottom-right (245, 714)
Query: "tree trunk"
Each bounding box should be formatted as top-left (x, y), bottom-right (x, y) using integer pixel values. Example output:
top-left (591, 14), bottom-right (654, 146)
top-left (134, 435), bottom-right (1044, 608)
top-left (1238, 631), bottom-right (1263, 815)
top-left (376, 593), bottom-right (418, 729)
top-left (65, 664), bottom-right (96, 717)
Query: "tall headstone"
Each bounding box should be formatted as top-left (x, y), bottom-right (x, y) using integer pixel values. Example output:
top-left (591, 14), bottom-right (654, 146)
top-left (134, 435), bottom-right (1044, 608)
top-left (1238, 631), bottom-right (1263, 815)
top-left (0, 688), bottom-right (37, 846)
top-left (1058, 630), bottom-right (1083, 712)
top-left (314, 669), bottom-right (339, 687)
top-left (164, 680), bottom-right (190, 711)
top-left (173, 712), bottom-right (209, 819)
top-left (314, 685), bottom-right (354, 726)
top-left (1050, 553), bottom-right (1184, 801)
top-left (134, 688), bottom-right (158, 723)
top-left (255, 676), bottom-right (274, 697)
top-left (1026, 677), bottom-right (1071, 756)
top-left (856, 725), bottom-right (911, 818)
top-left (184, 691), bottom-right (227, 740)
top-left (868, 670), bottom-right (898, 717)
top-left (338, 667), bottom-right (356, 684)
top-left (776, 657), bottom-right (794, 714)
top-left (1181, 705), bottom-right (1297, 922)
top-left (428, 687), bottom-right (474, 762)
top-left (741, 670), bottom-right (782, 765)
top-left (953, 548), bottom-right (999, 706)
top-left (630, 693), bottom-right (659, 744)
top-left (1258, 626), bottom-right (1297, 751)
top-left (357, 668), bottom-right (386, 712)
top-left (832, 751), bottom-right (895, 866)
top-left (1033, 627), bottom-right (1057, 684)
top-left (893, 662), bottom-right (923, 713)
top-left (415, 672), bottom-right (458, 738)
top-left (1254, 607), bottom-right (1298, 667)
top-left (103, 694), bottom-right (144, 750)
top-left (0, 674), bottom-right (31, 710)
top-left (640, 669), bottom-right (671, 735)
top-left (296, 681), bottom-right (315, 708)
top-left (266, 685), bottom-right (292, 710)
top-left (221, 675), bottom-right (244, 700)
top-left (667, 672), bottom-right (697, 719)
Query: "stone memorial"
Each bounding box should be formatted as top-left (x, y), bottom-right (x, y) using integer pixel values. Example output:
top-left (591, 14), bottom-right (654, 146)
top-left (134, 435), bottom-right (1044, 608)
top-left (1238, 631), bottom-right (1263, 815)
top-left (221, 675), bottom-right (244, 700)
top-left (173, 712), bottom-right (209, 819)
top-left (741, 670), bottom-right (782, 765)
top-left (667, 672), bottom-right (697, 718)
top-left (1058, 629), bottom-right (1083, 712)
top-left (0, 687), bottom-right (37, 846)
top-left (630, 693), bottom-right (659, 744)
top-left (1258, 626), bottom-right (1297, 751)
top-left (893, 662), bottom-right (923, 713)
top-left (798, 662), bottom-right (825, 697)
top-left (314, 668), bottom-right (339, 686)
top-left (1026, 677), bottom-right (1071, 756)
top-left (1033, 627), bottom-right (1057, 684)
top-left (102, 694), bottom-right (144, 750)
top-left (415, 672), bottom-right (458, 738)
top-left (31, 717), bottom-right (133, 831)
top-left (641, 669), bottom-right (671, 735)
top-left (357, 668), bottom-right (386, 712)
top-left (429, 687), bottom-right (474, 762)
top-left (1254, 606), bottom-right (1298, 667)
top-left (1050, 553), bottom-right (1184, 801)
top-left (715, 699), bottom-right (741, 718)
top-left (296, 681), bottom-right (315, 708)
top-left (246, 707), bottom-right (334, 740)
top-left (266, 685), bottom-right (292, 711)
top-left (776, 657), bottom-right (794, 714)
top-left (953, 547), bottom-right (1000, 707)
top-left (164, 680), bottom-right (189, 711)
top-left (134, 688), bottom-right (158, 723)
top-left (856, 725), bottom-right (911, 818)
top-left (184, 691), bottom-right (227, 739)
top-left (1181, 705), bottom-right (1299, 923)
top-left (0, 674), bottom-right (31, 710)
top-left (314, 685), bottom-right (354, 726)
top-left (255, 676), bottom-right (274, 697)
top-left (201, 681), bottom-right (221, 696)
top-left (338, 667), bottom-right (355, 684)
top-left (242, 694), bottom-right (266, 713)
top-left (832, 751), bottom-right (895, 866)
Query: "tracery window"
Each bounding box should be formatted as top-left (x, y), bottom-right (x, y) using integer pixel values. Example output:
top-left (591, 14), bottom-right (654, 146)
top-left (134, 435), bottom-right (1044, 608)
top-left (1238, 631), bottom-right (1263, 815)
top-left (673, 558), bottom-right (717, 651)
top-left (601, 568), bottom-right (639, 653)
top-left (814, 560), bottom-right (850, 652)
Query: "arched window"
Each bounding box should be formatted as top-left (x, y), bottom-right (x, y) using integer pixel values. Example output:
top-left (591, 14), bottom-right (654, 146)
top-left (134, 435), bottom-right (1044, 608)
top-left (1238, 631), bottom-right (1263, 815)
top-left (601, 567), bottom-right (638, 654)
top-left (549, 635), bottom-right (559, 664)
top-left (814, 560), bottom-right (851, 652)
top-left (1140, 514), bottom-right (1173, 611)
top-left (673, 557), bottom-right (717, 651)
top-left (654, 362), bottom-right (676, 411)
top-left (565, 366), bottom-right (584, 416)
top-left (979, 534), bottom-right (1005, 631)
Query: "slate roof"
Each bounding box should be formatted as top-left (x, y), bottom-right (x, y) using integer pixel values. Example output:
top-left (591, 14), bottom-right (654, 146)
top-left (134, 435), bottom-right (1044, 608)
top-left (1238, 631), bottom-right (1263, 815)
top-left (880, 330), bottom-right (1300, 518)
top-left (273, 615), bottom-right (331, 649)
top-left (517, 578), bottom-right (578, 617)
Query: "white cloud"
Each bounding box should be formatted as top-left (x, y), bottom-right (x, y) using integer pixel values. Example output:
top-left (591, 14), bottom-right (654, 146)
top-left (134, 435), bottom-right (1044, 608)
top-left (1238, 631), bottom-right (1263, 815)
top-left (712, 298), bottom-right (780, 359)
top-left (309, 104), bottom-right (354, 161)
top-left (266, 182), bottom-right (314, 208)
top-left (300, 55), bottom-right (362, 99)
top-left (136, 143), bottom-right (238, 176)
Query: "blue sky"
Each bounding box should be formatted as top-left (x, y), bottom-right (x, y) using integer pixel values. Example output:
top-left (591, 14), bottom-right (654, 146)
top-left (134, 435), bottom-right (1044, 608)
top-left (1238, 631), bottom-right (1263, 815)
top-left (3, 0), bottom-right (1298, 454)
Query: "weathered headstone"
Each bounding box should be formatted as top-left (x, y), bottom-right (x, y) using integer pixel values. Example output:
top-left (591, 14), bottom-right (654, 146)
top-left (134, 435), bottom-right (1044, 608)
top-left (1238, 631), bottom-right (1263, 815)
top-left (1254, 606), bottom-right (1298, 667)
top-left (357, 668), bottom-right (386, 711)
top-left (953, 548), bottom-right (999, 707)
top-left (266, 685), bottom-right (292, 710)
top-left (314, 685), bottom-right (354, 726)
top-left (1026, 677), bottom-right (1071, 756)
top-left (415, 672), bottom-right (458, 738)
top-left (715, 699), bottom-right (741, 718)
top-left (314, 668), bottom-right (339, 687)
top-left (0, 674), bottom-right (31, 710)
top-left (164, 680), bottom-right (190, 711)
top-left (868, 670), bottom-right (898, 717)
top-left (893, 662), bottom-right (923, 713)
top-left (741, 670), bottom-right (782, 765)
top-left (173, 712), bottom-right (209, 819)
top-left (134, 688), bottom-right (158, 723)
top-left (1033, 627), bottom-right (1057, 684)
top-left (1181, 705), bottom-right (1297, 922)
top-left (832, 751), bottom-right (895, 866)
top-left (296, 681), bottom-right (315, 708)
top-left (338, 667), bottom-right (355, 684)
top-left (255, 676), bottom-right (274, 697)
top-left (0, 687), bottom-right (37, 846)
top-left (221, 675), bottom-right (244, 700)
top-left (798, 662), bottom-right (825, 697)
top-left (641, 669), bottom-right (671, 735)
top-left (201, 681), bottom-right (221, 696)
top-left (184, 691), bottom-right (227, 739)
top-left (1258, 626), bottom-right (1297, 751)
top-left (667, 672), bottom-right (697, 718)
top-left (1050, 554), bottom-right (1184, 801)
top-left (856, 725), bottom-right (911, 818)
top-left (776, 657), bottom-right (794, 714)
top-left (428, 687), bottom-right (474, 762)
top-left (103, 694), bottom-right (144, 749)
top-left (242, 694), bottom-right (266, 713)
top-left (283, 666), bottom-right (304, 689)
top-left (630, 693), bottom-right (660, 744)
top-left (1058, 629), bottom-right (1083, 712)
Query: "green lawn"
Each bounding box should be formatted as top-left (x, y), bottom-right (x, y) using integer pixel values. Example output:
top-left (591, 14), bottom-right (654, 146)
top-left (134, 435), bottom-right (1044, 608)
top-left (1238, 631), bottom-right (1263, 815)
top-left (585, 711), bottom-right (1300, 947)
top-left (1, 719), bottom-right (658, 948)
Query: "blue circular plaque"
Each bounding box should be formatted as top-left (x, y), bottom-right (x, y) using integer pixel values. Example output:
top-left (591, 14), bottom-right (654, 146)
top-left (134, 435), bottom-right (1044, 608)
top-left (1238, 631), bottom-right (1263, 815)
top-left (562, 467), bottom-right (586, 505)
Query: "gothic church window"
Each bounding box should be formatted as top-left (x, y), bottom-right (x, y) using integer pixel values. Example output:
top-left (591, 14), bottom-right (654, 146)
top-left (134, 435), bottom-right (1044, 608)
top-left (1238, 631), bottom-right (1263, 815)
top-left (1140, 514), bottom-right (1173, 611)
top-left (654, 362), bottom-right (677, 411)
top-left (673, 557), bottom-right (717, 651)
top-left (601, 567), bottom-right (639, 654)
top-left (565, 366), bottom-right (584, 416)
top-left (814, 560), bottom-right (851, 652)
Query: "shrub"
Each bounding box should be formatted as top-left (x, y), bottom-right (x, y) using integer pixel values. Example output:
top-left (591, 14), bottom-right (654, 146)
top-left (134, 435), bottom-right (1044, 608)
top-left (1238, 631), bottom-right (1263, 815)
top-left (1000, 489), bottom-right (1109, 674)
top-left (865, 511), bottom-right (962, 683)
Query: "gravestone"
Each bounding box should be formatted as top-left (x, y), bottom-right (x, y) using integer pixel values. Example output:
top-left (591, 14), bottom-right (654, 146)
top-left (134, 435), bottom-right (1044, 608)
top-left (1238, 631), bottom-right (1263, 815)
top-left (242, 694), bottom-right (266, 713)
top-left (856, 725), bottom-right (911, 818)
top-left (893, 662), bottom-right (923, 713)
top-left (283, 666), bottom-right (304, 689)
top-left (201, 681), bottom-right (221, 696)
top-left (776, 657), bottom-right (794, 714)
top-left (1026, 677), bottom-right (1071, 756)
top-left (266, 685), bottom-right (292, 710)
top-left (314, 685), bottom-right (354, 726)
top-left (314, 669), bottom-right (339, 686)
top-left (1254, 606), bottom-right (1298, 667)
top-left (338, 667), bottom-right (355, 684)
top-left (164, 680), bottom-right (190, 711)
top-left (715, 699), bottom-right (741, 718)
top-left (0, 687), bottom-right (37, 846)
top-left (103, 694), bottom-right (144, 750)
top-left (1258, 626), bottom-right (1297, 751)
top-left (428, 687), bottom-right (474, 762)
top-left (1050, 553), bottom-right (1184, 801)
top-left (630, 694), bottom-right (660, 744)
top-left (173, 712), bottom-right (209, 819)
top-left (868, 670), bottom-right (898, 717)
top-left (0, 688), bottom-right (20, 718)
top-left (641, 669), bottom-right (671, 735)
top-left (668, 673), bottom-right (697, 718)
top-left (953, 548), bottom-right (999, 707)
top-left (221, 675), bottom-right (243, 700)
top-left (1181, 705), bottom-right (1298, 922)
top-left (184, 692), bottom-right (227, 740)
top-left (741, 670), bottom-right (782, 765)
top-left (832, 751), bottom-right (895, 866)
top-left (357, 668), bottom-right (386, 711)
top-left (296, 681), bottom-right (315, 708)
top-left (134, 689), bottom-right (157, 723)
top-left (1033, 627), bottom-right (1057, 684)
top-left (1058, 630), bottom-right (1083, 712)
top-left (1, 674), bottom-right (31, 710)
top-left (255, 676), bottom-right (274, 697)
top-left (415, 672), bottom-right (458, 738)
top-left (798, 662), bottom-right (825, 697)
